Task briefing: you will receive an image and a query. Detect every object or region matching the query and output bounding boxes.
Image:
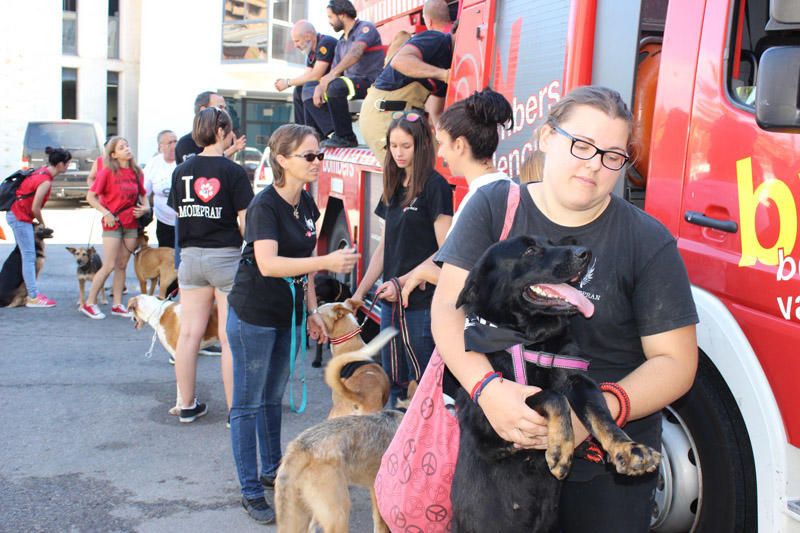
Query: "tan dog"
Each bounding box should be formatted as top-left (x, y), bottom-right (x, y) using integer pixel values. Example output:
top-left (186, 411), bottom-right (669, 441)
top-left (127, 294), bottom-right (218, 415)
top-left (324, 331), bottom-right (393, 419)
top-left (317, 299), bottom-right (394, 417)
top-left (275, 328), bottom-right (405, 533)
top-left (275, 409), bottom-right (403, 533)
top-left (315, 298), bottom-right (367, 356)
top-left (65, 246), bottom-right (106, 306)
top-left (133, 232), bottom-right (177, 298)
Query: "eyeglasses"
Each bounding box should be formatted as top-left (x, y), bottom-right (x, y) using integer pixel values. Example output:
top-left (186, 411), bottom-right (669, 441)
top-left (552, 125), bottom-right (629, 171)
top-left (292, 152), bottom-right (325, 162)
top-left (391, 111), bottom-right (423, 122)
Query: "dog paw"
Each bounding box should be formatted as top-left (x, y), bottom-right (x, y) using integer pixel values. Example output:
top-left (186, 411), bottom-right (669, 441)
top-left (546, 442), bottom-right (573, 480)
top-left (607, 440), bottom-right (661, 476)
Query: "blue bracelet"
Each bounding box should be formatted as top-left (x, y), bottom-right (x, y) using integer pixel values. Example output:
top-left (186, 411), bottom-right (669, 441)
top-left (473, 372), bottom-right (503, 404)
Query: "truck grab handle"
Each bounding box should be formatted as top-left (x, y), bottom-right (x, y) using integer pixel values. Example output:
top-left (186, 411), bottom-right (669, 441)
top-left (684, 211), bottom-right (739, 233)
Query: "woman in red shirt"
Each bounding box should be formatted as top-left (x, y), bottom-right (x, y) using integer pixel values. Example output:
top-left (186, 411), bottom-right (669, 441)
top-left (82, 136), bottom-right (150, 319)
top-left (5, 146), bottom-right (71, 307)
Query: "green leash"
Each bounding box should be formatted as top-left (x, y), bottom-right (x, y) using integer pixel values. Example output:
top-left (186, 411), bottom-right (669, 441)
top-left (284, 276), bottom-right (307, 413)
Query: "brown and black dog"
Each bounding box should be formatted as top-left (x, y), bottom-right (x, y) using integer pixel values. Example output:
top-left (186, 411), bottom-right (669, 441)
top-left (450, 236), bottom-right (661, 532)
top-left (133, 231), bottom-right (177, 298)
top-left (65, 246), bottom-right (106, 306)
top-left (0, 224), bottom-right (53, 307)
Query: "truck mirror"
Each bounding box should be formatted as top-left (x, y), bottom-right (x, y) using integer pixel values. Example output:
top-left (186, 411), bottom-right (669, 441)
top-left (755, 46), bottom-right (800, 132)
top-left (770, 0), bottom-right (800, 24)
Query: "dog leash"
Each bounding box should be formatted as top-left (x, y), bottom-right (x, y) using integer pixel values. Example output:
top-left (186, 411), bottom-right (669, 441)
top-left (285, 275), bottom-right (308, 413)
top-left (141, 297), bottom-right (175, 359)
top-left (388, 277), bottom-right (421, 384)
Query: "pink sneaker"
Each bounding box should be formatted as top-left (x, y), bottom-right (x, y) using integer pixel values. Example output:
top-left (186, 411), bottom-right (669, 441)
top-left (111, 304), bottom-right (132, 318)
top-left (26, 294), bottom-right (56, 308)
top-left (81, 304), bottom-right (106, 319)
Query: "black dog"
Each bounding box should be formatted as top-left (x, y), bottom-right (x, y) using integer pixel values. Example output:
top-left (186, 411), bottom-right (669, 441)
top-left (450, 235), bottom-right (660, 533)
top-left (0, 225), bottom-right (54, 307)
top-left (312, 273), bottom-right (353, 367)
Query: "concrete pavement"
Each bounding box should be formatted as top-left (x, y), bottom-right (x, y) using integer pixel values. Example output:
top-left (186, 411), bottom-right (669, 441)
top-left (0, 204), bottom-right (375, 532)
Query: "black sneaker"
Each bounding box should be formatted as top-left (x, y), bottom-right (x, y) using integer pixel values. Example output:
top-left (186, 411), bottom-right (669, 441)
top-left (179, 402), bottom-right (208, 423)
top-left (321, 134), bottom-right (358, 148)
top-left (260, 474), bottom-right (276, 489)
top-left (242, 496), bottom-right (275, 524)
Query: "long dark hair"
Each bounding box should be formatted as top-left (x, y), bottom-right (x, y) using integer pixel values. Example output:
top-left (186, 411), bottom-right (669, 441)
top-left (382, 114), bottom-right (435, 207)
top-left (437, 88), bottom-right (513, 160)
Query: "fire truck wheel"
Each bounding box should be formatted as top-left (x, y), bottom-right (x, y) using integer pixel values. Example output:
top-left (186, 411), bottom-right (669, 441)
top-left (327, 211), bottom-right (355, 290)
top-left (651, 355), bottom-right (757, 532)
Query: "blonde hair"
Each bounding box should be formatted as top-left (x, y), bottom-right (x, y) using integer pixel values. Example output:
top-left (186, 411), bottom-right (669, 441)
top-left (268, 124), bottom-right (319, 187)
top-left (520, 85), bottom-right (633, 183)
top-left (103, 136), bottom-right (142, 179)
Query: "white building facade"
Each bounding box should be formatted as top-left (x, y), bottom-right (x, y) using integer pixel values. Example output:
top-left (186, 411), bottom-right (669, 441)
top-left (0, 0), bottom-right (330, 178)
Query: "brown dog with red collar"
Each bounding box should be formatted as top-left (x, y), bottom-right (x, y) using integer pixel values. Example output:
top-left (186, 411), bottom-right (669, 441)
top-left (316, 299), bottom-right (393, 418)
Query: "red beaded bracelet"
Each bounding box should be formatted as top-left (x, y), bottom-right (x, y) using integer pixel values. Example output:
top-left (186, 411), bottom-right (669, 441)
top-left (470, 371), bottom-right (503, 403)
top-left (599, 382), bottom-right (630, 427)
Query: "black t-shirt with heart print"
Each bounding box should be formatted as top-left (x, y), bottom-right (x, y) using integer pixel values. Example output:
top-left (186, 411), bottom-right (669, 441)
top-left (228, 185), bottom-right (321, 327)
top-left (168, 155), bottom-right (254, 248)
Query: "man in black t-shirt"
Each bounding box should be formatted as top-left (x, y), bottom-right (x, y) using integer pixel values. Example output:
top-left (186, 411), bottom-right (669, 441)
top-left (360, 0), bottom-right (453, 163)
top-left (175, 91), bottom-right (246, 164)
top-left (274, 21), bottom-right (338, 135)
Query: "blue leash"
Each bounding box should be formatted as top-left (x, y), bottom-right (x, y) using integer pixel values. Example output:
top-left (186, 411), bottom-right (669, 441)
top-left (284, 276), bottom-right (307, 413)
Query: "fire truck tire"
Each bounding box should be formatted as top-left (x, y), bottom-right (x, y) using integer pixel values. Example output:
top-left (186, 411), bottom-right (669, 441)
top-left (652, 355), bottom-right (757, 532)
top-left (327, 211), bottom-right (355, 290)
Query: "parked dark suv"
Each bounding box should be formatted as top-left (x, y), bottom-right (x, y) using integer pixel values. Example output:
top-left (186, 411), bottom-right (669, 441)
top-left (22, 121), bottom-right (103, 200)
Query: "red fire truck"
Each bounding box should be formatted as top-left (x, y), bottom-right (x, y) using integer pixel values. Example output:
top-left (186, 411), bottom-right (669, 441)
top-left (312, 0), bottom-right (800, 530)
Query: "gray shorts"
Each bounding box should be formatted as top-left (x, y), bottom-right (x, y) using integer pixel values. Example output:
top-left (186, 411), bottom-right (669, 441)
top-left (178, 247), bottom-right (241, 293)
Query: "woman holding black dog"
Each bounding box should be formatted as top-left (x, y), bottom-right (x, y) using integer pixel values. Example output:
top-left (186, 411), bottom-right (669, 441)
top-left (6, 146), bottom-right (71, 307)
top-left (352, 110), bottom-right (453, 405)
top-left (432, 86), bottom-right (698, 531)
top-left (83, 137), bottom-right (149, 319)
top-left (226, 124), bottom-right (359, 524)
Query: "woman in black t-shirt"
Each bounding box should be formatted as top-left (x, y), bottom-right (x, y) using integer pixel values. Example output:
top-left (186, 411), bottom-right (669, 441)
top-left (226, 124), bottom-right (359, 524)
top-left (353, 111), bottom-right (453, 405)
top-left (433, 86), bottom-right (699, 531)
top-left (167, 108), bottom-right (254, 424)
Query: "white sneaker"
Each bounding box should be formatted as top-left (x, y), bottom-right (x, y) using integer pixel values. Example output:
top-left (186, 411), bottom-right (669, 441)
top-left (80, 304), bottom-right (106, 319)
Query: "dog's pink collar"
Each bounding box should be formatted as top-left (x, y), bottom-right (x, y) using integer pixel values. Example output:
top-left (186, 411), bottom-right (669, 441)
top-left (330, 327), bottom-right (362, 346)
top-left (509, 344), bottom-right (590, 385)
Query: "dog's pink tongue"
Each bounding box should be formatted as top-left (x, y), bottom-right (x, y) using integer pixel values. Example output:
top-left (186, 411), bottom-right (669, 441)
top-left (538, 283), bottom-right (595, 318)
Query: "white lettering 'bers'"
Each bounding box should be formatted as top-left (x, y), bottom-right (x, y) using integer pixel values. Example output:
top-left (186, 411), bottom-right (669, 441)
top-left (178, 205), bottom-right (223, 219)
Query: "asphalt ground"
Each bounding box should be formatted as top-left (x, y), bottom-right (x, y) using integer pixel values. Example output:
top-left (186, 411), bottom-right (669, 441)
top-left (0, 203), bottom-right (374, 532)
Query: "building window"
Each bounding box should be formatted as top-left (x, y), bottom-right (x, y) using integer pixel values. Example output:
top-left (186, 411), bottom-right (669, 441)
top-left (62, 68), bottom-right (77, 119)
top-left (108, 0), bottom-right (120, 59)
top-left (63, 0), bottom-right (77, 55)
top-left (222, 0), bottom-right (306, 64)
top-left (107, 71), bottom-right (119, 137)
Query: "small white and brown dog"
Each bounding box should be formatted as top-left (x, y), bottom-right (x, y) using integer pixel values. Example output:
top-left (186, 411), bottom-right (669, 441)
top-left (127, 294), bottom-right (219, 415)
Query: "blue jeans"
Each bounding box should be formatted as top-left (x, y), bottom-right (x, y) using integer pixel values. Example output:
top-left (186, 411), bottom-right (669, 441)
top-left (6, 211), bottom-right (38, 297)
top-left (227, 306), bottom-right (294, 499)
top-left (380, 304), bottom-right (435, 406)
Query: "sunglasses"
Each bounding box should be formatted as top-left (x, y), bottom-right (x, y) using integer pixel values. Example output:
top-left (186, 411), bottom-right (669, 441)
top-left (391, 111), bottom-right (423, 122)
top-left (292, 152), bottom-right (325, 162)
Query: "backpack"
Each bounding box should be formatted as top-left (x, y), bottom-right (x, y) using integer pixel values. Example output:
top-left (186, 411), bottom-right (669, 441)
top-left (0, 168), bottom-right (37, 211)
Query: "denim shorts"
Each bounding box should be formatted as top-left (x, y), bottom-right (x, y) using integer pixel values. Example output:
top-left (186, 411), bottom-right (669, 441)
top-left (178, 247), bottom-right (241, 292)
top-left (103, 227), bottom-right (138, 239)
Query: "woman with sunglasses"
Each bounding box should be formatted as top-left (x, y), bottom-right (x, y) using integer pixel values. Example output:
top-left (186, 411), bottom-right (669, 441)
top-left (226, 124), bottom-right (359, 524)
top-left (166, 107), bottom-right (254, 425)
top-left (432, 86), bottom-right (698, 531)
top-left (353, 110), bottom-right (453, 405)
